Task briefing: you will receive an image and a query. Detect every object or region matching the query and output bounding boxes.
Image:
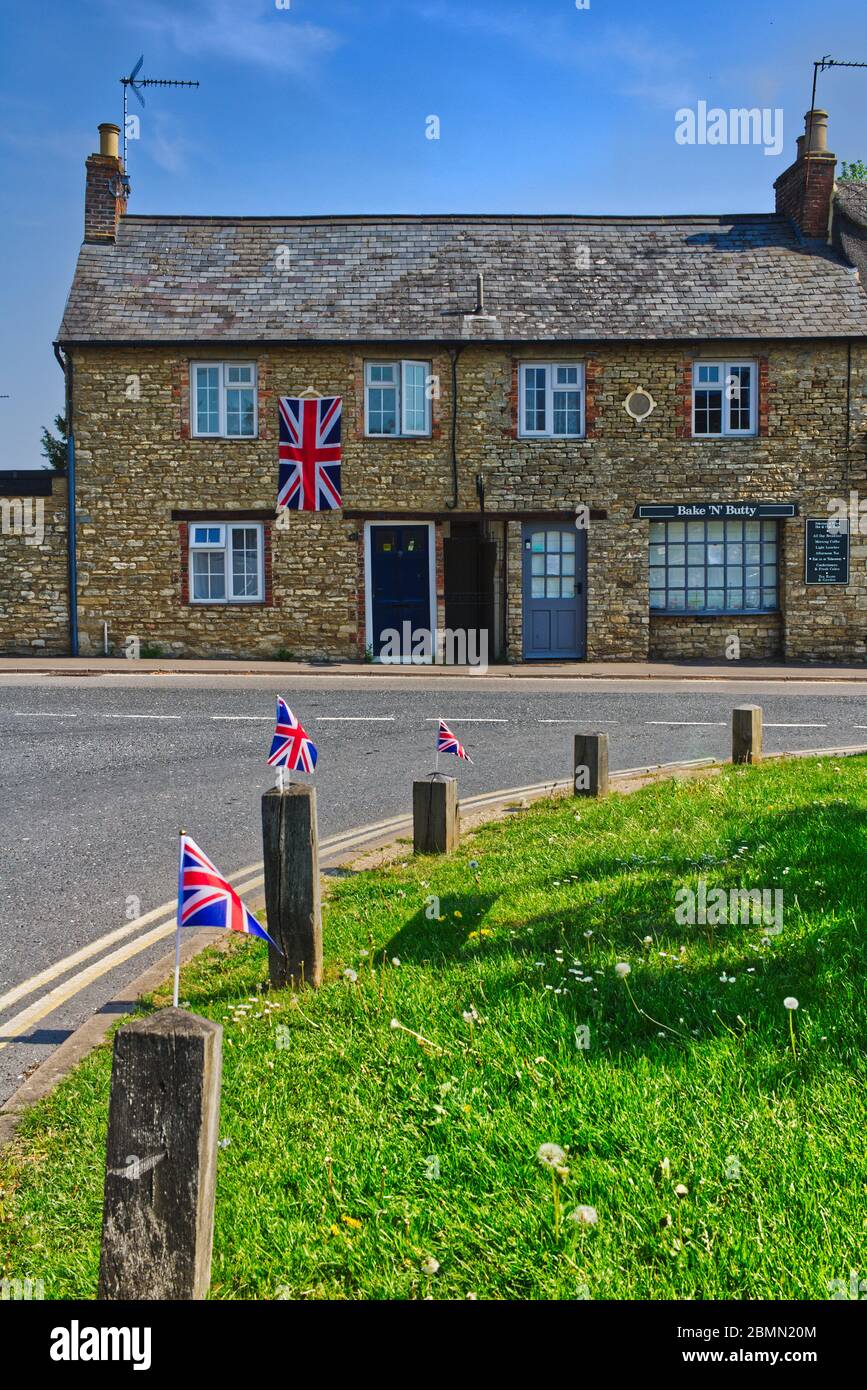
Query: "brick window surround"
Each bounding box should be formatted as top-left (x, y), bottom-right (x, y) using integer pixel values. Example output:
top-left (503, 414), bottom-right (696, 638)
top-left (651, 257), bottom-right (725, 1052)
top-left (173, 358), bottom-right (272, 441)
top-left (179, 518), bottom-right (275, 607)
top-left (677, 357), bottom-right (769, 439)
top-left (352, 355), bottom-right (444, 441)
top-left (507, 358), bottom-right (597, 438)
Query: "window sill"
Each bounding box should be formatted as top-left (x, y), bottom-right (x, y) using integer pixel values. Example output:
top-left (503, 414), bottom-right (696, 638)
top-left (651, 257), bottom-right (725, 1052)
top-left (190, 435), bottom-right (259, 443)
top-left (188, 601), bottom-right (267, 609)
top-left (517, 435), bottom-right (587, 443)
top-left (364, 434), bottom-right (432, 441)
top-left (650, 610), bottom-right (780, 621)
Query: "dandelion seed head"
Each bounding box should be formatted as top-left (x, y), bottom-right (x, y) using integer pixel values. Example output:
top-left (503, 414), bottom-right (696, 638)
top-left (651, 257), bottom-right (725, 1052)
top-left (570, 1205), bottom-right (598, 1226)
top-left (783, 996), bottom-right (799, 1011)
top-left (537, 1142), bottom-right (566, 1168)
top-left (615, 962), bottom-right (631, 978)
top-left (421, 1257), bottom-right (440, 1276)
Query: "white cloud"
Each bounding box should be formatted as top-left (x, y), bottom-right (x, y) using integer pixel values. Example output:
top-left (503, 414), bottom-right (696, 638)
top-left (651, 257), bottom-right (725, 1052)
top-left (142, 111), bottom-right (197, 175)
top-left (127, 0), bottom-right (340, 76)
top-left (411, 2), bottom-right (698, 110)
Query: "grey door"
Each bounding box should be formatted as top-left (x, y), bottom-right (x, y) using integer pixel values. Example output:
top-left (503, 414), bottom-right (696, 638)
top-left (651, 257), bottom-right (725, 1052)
top-left (522, 523), bottom-right (585, 659)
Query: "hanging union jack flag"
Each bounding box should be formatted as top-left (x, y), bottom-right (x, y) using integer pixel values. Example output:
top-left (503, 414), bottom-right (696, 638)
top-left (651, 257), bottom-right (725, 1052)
top-left (268, 696), bottom-right (318, 773)
top-left (178, 834), bottom-right (278, 948)
top-left (437, 719), bottom-right (472, 763)
top-left (277, 395), bottom-right (342, 511)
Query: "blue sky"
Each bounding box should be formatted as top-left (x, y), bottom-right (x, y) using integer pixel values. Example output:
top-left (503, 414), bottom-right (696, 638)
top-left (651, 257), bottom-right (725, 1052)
top-left (0, 0), bottom-right (865, 469)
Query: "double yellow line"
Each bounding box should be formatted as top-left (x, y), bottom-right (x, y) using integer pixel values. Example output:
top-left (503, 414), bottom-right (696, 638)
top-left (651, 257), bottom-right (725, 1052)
top-left (0, 779), bottom-right (575, 1053)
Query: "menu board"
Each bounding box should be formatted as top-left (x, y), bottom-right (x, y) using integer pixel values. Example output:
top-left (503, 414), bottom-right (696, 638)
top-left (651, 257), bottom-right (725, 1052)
top-left (805, 517), bottom-right (849, 585)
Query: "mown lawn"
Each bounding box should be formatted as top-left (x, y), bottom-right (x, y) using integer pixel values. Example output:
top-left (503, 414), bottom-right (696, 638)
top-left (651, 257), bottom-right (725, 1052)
top-left (1, 756), bottom-right (865, 1300)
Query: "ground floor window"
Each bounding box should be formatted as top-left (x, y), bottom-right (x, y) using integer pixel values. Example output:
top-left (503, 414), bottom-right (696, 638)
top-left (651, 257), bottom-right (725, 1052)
top-left (189, 522), bottom-right (264, 603)
top-left (649, 517), bottom-right (778, 613)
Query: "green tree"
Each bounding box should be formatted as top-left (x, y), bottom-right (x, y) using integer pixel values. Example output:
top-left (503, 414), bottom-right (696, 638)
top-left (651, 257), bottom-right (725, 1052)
top-left (40, 413), bottom-right (67, 471)
top-left (839, 160), bottom-right (867, 182)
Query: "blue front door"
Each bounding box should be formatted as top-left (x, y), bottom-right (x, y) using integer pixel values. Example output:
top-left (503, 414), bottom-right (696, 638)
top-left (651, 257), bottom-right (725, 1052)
top-left (369, 524), bottom-right (431, 658)
top-left (522, 523), bottom-right (585, 659)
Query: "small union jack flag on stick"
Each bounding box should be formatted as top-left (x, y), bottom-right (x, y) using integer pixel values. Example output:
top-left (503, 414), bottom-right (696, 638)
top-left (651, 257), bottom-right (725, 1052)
top-left (175, 833), bottom-right (279, 1005)
top-left (268, 697), bottom-right (318, 787)
top-left (277, 395), bottom-right (342, 511)
top-left (436, 719), bottom-right (472, 770)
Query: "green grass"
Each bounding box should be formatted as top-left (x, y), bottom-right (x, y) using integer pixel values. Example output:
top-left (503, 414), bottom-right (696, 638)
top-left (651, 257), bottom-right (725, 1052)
top-left (2, 756), bottom-right (866, 1300)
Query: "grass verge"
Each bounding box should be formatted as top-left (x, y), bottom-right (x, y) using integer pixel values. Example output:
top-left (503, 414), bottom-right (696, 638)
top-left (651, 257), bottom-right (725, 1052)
top-left (1, 756), bottom-right (865, 1300)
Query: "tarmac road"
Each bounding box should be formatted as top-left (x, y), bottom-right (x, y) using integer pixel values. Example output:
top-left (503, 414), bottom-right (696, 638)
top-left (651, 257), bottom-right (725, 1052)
top-left (2, 669), bottom-right (867, 1102)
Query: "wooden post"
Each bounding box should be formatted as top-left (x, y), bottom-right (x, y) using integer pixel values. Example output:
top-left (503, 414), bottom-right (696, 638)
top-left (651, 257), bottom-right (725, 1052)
top-left (573, 732), bottom-right (609, 797)
top-left (98, 1007), bottom-right (222, 1301)
top-left (262, 783), bottom-right (323, 989)
top-left (413, 776), bottom-right (459, 854)
top-left (732, 704), bottom-right (763, 764)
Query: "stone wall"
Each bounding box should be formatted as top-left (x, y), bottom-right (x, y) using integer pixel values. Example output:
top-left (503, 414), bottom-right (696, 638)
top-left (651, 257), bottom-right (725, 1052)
top-left (649, 614), bottom-right (783, 662)
top-left (0, 477), bottom-right (69, 654)
top-left (65, 339), bottom-right (867, 663)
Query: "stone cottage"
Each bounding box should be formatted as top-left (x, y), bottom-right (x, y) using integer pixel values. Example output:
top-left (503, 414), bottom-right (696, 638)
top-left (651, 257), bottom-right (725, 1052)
top-left (7, 107), bottom-right (867, 663)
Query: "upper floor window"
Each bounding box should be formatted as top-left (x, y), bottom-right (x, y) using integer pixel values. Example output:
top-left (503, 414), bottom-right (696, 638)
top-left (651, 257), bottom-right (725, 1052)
top-left (188, 523), bottom-right (263, 603)
top-left (519, 363), bottom-right (584, 438)
top-left (365, 360), bottom-right (431, 437)
top-left (191, 363), bottom-right (257, 438)
top-left (692, 361), bottom-right (756, 437)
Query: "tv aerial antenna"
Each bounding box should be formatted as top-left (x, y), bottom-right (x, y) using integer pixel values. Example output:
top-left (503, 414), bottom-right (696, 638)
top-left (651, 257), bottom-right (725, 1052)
top-left (810, 55), bottom-right (867, 112)
top-left (801, 57), bottom-right (867, 230)
top-left (120, 55), bottom-right (200, 177)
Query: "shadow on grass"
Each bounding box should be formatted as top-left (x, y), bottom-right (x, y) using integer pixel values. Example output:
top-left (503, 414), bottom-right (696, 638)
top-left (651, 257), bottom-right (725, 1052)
top-left (379, 800), bottom-right (866, 1073)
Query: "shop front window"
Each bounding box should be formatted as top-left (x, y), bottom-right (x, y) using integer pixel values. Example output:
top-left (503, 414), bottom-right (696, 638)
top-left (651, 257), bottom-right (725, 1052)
top-left (649, 517), bottom-right (778, 614)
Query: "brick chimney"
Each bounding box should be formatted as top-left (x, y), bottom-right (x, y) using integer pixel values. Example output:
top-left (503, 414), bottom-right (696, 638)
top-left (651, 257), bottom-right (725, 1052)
top-left (774, 109), bottom-right (836, 240)
top-left (84, 123), bottom-right (127, 243)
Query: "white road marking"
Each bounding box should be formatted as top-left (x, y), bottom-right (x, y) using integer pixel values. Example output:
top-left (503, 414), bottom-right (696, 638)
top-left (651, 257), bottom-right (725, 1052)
top-left (764, 723), bottom-right (827, 729)
top-left (538, 718), bottom-right (620, 724)
top-left (646, 721), bottom-right (726, 727)
top-left (315, 716), bottom-right (395, 722)
top-left (100, 714), bottom-right (182, 720)
top-left (13, 712), bottom-right (77, 718)
top-left (424, 717), bottom-right (508, 723)
top-left (211, 715), bottom-right (273, 721)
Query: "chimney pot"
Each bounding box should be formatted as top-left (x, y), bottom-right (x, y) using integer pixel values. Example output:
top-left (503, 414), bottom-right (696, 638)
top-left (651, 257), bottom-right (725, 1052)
top-left (98, 123), bottom-right (121, 159)
top-left (804, 108), bottom-right (829, 155)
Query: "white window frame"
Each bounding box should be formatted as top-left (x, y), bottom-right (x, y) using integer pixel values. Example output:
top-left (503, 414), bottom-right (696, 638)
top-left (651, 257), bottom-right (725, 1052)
top-left (364, 360), bottom-right (432, 438)
top-left (190, 362), bottom-right (258, 439)
top-left (518, 362), bottom-right (585, 439)
top-left (188, 521), bottom-right (265, 604)
top-left (691, 360), bottom-right (757, 438)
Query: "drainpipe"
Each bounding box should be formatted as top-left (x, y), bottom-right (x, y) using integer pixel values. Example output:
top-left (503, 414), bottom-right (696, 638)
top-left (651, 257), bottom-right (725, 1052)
top-left (53, 343), bottom-right (78, 656)
top-left (446, 347), bottom-right (463, 509)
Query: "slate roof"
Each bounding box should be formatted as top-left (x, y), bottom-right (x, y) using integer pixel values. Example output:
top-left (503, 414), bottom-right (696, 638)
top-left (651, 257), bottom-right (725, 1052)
top-left (57, 212), bottom-right (867, 344)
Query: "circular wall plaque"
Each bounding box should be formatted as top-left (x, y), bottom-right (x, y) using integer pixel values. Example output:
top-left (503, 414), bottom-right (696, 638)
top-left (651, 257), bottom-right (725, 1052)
top-left (624, 388), bottom-right (656, 421)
